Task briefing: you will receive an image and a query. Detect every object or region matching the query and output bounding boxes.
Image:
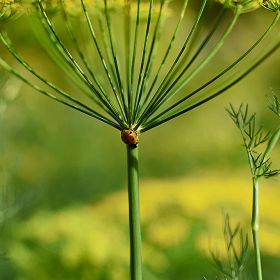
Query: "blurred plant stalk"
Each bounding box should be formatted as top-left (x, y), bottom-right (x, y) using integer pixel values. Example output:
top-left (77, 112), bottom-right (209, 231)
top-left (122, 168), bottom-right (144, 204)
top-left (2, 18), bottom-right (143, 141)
top-left (207, 213), bottom-right (250, 279)
top-left (227, 95), bottom-right (280, 280)
top-left (1, 0), bottom-right (280, 279)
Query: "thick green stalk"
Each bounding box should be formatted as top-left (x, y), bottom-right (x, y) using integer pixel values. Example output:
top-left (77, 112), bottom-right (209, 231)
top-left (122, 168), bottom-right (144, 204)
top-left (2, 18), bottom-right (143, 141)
top-left (251, 177), bottom-right (262, 280)
top-left (126, 146), bottom-right (142, 280)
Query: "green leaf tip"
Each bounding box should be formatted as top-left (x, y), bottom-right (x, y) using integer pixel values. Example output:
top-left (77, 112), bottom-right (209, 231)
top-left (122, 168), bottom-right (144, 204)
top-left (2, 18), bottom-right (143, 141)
top-left (263, 125), bottom-right (280, 160)
top-left (266, 88), bottom-right (280, 117)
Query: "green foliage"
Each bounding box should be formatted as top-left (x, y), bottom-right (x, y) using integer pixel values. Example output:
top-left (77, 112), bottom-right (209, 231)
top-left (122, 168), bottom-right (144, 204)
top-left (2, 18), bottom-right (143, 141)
top-left (226, 94), bottom-right (280, 280)
top-left (226, 103), bottom-right (279, 178)
top-left (1, 1), bottom-right (280, 136)
top-left (207, 214), bottom-right (249, 280)
top-left (266, 88), bottom-right (280, 117)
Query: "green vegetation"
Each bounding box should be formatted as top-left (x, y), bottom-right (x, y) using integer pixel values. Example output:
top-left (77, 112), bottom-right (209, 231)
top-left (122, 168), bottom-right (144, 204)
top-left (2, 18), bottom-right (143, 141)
top-left (205, 91), bottom-right (280, 280)
top-left (0, 0), bottom-right (280, 279)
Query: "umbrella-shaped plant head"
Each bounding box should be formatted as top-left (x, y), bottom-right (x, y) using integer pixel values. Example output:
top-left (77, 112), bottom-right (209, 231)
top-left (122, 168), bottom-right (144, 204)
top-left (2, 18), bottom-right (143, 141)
top-left (0, 0), bottom-right (280, 279)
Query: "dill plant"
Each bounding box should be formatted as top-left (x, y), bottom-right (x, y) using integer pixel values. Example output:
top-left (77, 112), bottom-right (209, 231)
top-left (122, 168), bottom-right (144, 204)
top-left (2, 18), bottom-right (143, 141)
top-left (0, 0), bottom-right (280, 279)
top-left (206, 91), bottom-right (280, 280)
top-left (225, 91), bottom-right (280, 280)
top-left (205, 213), bottom-right (249, 280)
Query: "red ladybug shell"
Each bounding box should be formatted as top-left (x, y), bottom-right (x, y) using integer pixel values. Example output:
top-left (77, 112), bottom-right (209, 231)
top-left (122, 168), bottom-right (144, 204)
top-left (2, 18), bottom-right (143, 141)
top-left (121, 129), bottom-right (138, 148)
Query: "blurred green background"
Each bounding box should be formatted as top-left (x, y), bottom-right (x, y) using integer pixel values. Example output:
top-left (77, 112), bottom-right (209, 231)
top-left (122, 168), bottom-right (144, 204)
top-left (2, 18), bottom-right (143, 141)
top-left (0, 1), bottom-right (280, 279)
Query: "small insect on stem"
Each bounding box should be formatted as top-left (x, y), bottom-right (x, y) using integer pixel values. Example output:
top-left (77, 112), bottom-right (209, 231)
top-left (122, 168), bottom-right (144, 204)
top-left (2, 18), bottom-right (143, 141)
top-left (121, 129), bottom-right (139, 149)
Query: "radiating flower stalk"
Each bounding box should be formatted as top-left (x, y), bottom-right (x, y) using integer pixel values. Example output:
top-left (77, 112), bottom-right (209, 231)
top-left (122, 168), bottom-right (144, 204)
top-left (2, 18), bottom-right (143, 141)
top-left (1, 0), bottom-right (280, 279)
top-left (226, 91), bottom-right (280, 280)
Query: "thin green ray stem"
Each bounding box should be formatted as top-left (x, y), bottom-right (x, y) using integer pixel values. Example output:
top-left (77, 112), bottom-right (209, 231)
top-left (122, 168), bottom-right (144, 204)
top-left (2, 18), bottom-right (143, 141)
top-left (136, 8), bottom-right (238, 129)
top-left (60, 2), bottom-right (98, 83)
top-left (133, 0), bottom-right (166, 122)
top-left (28, 16), bottom-right (111, 114)
top-left (130, 0), bottom-right (141, 123)
top-left (140, 13), bottom-right (280, 132)
top-left (132, 0), bottom-right (154, 124)
top-left (251, 177), bottom-right (262, 280)
top-left (124, 0), bottom-right (132, 125)
top-left (137, 0), bottom-right (189, 112)
top-left (60, 0), bottom-right (115, 109)
top-left (159, 6), bottom-right (226, 95)
top-left (36, 11), bottom-right (104, 103)
top-left (95, 1), bottom-right (122, 95)
top-left (0, 28), bottom-right (119, 124)
top-left (91, 0), bottom-right (129, 123)
top-left (126, 146), bottom-right (142, 280)
top-left (166, 1), bottom-right (217, 81)
top-left (81, 0), bottom-right (119, 98)
top-left (37, 0), bottom-right (125, 125)
top-left (103, 1), bottom-right (128, 121)
top-left (134, 0), bottom-right (206, 128)
top-left (0, 57), bottom-right (122, 130)
top-left (140, 38), bottom-right (280, 132)
top-left (159, 9), bottom-right (238, 102)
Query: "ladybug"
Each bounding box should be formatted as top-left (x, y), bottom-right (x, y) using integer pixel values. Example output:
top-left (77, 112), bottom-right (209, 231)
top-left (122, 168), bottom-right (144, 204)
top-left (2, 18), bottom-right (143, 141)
top-left (121, 129), bottom-right (138, 149)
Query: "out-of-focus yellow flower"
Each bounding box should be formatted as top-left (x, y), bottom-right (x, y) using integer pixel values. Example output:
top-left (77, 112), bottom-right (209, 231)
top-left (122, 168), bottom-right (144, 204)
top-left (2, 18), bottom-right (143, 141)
top-left (36, 0), bottom-right (60, 14)
top-left (0, 0), bottom-right (173, 24)
top-left (0, 0), bottom-right (25, 22)
top-left (259, 0), bottom-right (280, 12)
top-left (130, 2), bottom-right (172, 22)
top-left (18, 0), bottom-right (125, 18)
top-left (61, 0), bottom-right (173, 19)
top-left (62, 0), bottom-right (125, 17)
top-left (6, 172), bottom-right (280, 278)
top-left (146, 216), bottom-right (190, 248)
top-left (216, 0), bottom-right (260, 13)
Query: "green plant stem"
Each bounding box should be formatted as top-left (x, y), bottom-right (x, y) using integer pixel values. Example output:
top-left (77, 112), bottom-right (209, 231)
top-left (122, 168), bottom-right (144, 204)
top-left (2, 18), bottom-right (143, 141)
top-left (251, 177), bottom-right (263, 280)
top-left (126, 146), bottom-right (142, 280)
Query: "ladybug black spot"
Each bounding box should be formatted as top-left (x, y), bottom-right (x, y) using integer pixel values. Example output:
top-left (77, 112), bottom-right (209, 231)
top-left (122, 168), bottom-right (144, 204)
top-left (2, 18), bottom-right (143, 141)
top-left (130, 143), bottom-right (138, 149)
